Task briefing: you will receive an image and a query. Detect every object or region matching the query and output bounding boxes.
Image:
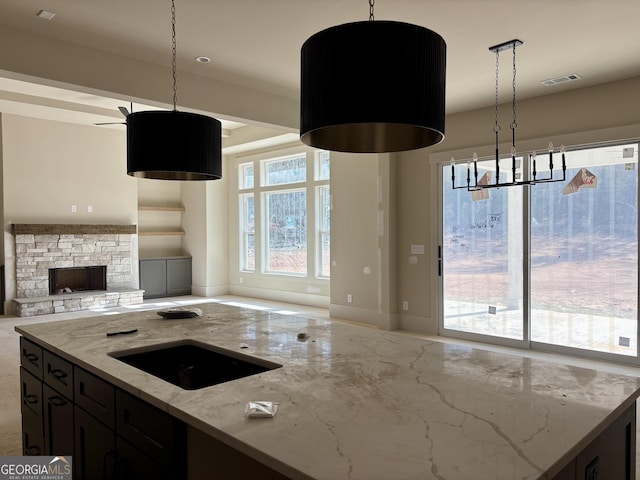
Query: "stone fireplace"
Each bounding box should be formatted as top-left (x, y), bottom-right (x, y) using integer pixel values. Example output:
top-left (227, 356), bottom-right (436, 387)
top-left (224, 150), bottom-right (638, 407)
top-left (10, 224), bottom-right (143, 316)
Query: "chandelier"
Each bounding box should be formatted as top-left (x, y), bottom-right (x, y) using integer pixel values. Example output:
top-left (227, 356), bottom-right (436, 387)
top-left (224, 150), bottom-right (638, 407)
top-left (451, 39), bottom-right (566, 190)
top-left (127, 0), bottom-right (222, 180)
top-left (300, 0), bottom-right (446, 153)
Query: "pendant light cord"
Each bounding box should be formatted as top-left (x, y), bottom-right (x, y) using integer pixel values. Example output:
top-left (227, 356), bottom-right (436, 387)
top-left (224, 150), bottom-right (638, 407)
top-left (171, 0), bottom-right (178, 111)
top-left (369, 0), bottom-right (375, 21)
top-left (511, 44), bottom-right (517, 152)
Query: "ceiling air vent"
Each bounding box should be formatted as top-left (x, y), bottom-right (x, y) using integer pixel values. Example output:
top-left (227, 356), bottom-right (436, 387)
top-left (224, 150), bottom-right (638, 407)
top-left (541, 74), bottom-right (582, 86)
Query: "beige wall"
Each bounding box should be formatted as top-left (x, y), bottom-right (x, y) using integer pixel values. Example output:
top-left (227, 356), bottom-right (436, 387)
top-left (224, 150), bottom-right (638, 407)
top-left (393, 77), bottom-right (640, 334)
top-left (329, 151), bottom-right (379, 322)
top-left (181, 173), bottom-right (229, 297)
top-left (2, 114), bottom-right (136, 224)
top-left (0, 113), bottom-right (139, 303)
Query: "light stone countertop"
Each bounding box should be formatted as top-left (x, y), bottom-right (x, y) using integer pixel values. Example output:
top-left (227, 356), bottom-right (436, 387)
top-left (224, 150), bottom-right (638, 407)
top-left (16, 301), bottom-right (640, 480)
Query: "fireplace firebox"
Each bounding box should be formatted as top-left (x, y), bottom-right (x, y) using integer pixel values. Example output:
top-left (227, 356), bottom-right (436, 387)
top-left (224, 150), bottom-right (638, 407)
top-left (49, 266), bottom-right (107, 295)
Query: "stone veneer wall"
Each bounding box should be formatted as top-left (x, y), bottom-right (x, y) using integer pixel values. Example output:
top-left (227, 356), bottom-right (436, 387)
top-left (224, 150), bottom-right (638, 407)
top-left (11, 224), bottom-right (143, 316)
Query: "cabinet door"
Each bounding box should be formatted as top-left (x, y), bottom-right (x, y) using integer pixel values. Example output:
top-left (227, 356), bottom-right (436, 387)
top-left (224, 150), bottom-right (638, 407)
top-left (139, 259), bottom-right (167, 298)
top-left (75, 406), bottom-right (116, 480)
top-left (43, 384), bottom-right (74, 456)
top-left (166, 258), bottom-right (192, 295)
top-left (20, 367), bottom-right (42, 424)
top-left (22, 415), bottom-right (44, 456)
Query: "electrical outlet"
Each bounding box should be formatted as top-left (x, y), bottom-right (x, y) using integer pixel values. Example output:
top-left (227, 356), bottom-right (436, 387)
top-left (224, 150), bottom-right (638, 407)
top-left (71, 204), bottom-right (77, 213)
top-left (87, 205), bottom-right (93, 213)
top-left (402, 301), bottom-right (409, 311)
top-left (488, 306), bottom-right (497, 315)
top-left (619, 336), bottom-right (630, 347)
top-left (347, 294), bottom-right (353, 303)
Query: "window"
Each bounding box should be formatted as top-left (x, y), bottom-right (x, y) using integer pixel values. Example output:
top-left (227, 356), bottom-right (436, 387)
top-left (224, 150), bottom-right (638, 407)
top-left (236, 149), bottom-right (330, 279)
top-left (265, 189), bottom-right (307, 274)
top-left (239, 193), bottom-right (255, 271)
top-left (317, 185), bottom-right (331, 278)
top-left (263, 154), bottom-right (307, 186)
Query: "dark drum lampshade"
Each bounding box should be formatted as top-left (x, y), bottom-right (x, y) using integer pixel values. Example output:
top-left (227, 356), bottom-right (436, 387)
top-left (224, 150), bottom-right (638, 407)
top-left (300, 20), bottom-right (446, 153)
top-left (127, 110), bottom-right (222, 180)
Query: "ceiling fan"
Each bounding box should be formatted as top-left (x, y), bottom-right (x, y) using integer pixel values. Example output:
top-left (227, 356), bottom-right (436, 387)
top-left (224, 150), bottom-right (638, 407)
top-left (94, 103), bottom-right (131, 126)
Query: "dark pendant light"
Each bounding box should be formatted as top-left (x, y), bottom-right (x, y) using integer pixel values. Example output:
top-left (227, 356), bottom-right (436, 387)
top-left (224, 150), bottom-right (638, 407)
top-left (127, 0), bottom-right (221, 180)
top-left (300, 0), bottom-right (447, 153)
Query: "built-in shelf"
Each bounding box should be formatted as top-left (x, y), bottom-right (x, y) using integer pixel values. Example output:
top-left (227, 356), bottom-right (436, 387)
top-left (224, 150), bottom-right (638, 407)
top-left (138, 231), bottom-right (185, 237)
top-left (138, 205), bottom-right (185, 212)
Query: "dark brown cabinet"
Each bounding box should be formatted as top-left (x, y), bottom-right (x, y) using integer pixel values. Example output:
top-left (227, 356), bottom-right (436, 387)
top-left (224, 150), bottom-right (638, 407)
top-left (19, 336), bottom-right (186, 480)
top-left (20, 367), bottom-right (42, 424)
top-left (43, 383), bottom-right (74, 456)
top-left (20, 337), bottom-right (45, 456)
top-left (74, 406), bottom-right (116, 479)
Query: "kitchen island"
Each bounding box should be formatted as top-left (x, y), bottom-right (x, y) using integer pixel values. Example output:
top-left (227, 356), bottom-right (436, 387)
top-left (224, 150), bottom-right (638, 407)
top-left (16, 301), bottom-right (640, 479)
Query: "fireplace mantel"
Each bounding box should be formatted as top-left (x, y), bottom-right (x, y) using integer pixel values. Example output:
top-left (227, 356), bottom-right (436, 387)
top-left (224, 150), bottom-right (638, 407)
top-left (12, 224), bottom-right (137, 235)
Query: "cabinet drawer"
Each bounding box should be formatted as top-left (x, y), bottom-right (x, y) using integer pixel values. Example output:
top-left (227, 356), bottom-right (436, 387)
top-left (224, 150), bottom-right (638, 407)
top-left (20, 337), bottom-right (43, 379)
top-left (43, 350), bottom-right (74, 400)
top-left (116, 390), bottom-right (185, 470)
top-left (75, 367), bottom-right (115, 429)
top-left (20, 367), bottom-right (43, 424)
top-left (116, 436), bottom-right (183, 480)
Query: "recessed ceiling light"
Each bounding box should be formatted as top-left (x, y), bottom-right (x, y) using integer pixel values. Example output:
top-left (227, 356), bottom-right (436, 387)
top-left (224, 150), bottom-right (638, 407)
top-left (541, 73), bottom-right (582, 86)
top-left (36, 9), bottom-right (56, 20)
top-left (194, 56), bottom-right (211, 64)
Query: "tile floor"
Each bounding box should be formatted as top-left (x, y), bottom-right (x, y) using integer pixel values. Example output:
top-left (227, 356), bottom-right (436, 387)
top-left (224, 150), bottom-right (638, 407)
top-left (2, 294), bottom-right (639, 474)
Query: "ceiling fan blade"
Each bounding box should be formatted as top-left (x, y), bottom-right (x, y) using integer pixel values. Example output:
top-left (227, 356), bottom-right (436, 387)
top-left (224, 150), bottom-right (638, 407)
top-left (94, 122), bottom-right (126, 125)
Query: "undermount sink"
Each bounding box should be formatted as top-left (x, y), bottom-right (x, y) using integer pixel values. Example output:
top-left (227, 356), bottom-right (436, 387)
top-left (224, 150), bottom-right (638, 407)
top-left (110, 340), bottom-right (282, 390)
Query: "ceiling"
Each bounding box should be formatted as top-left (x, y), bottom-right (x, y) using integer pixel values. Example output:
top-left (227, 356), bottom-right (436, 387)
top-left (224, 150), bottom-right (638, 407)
top-left (0, 0), bottom-right (639, 151)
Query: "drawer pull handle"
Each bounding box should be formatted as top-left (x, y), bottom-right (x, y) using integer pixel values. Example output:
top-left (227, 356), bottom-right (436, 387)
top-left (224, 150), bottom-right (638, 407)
top-left (49, 395), bottom-right (67, 407)
top-left (49, 368), bottom-right (68, 381)
top-left (26, 445), bottom-right (41, 456)
top-left (23, 394), bottom-right (38, 405)
top-left (24, 352), bottom-right (39, 364)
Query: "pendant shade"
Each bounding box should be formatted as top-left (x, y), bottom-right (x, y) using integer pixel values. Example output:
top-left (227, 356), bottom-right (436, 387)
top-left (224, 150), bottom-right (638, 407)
top-left (300, 20), bottom-right (446, 153)
top-left (127, 110), bottom-right (222, 180)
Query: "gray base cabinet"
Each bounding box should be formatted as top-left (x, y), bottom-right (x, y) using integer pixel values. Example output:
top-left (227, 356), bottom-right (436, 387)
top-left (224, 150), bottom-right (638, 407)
top-left (139, 256), bottom-right (191, 298)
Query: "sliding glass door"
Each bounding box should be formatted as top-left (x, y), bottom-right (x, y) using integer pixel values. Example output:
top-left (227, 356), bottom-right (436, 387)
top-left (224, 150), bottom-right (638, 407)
top-left (442, 142), bottom-right (639, 361)
top-left (530, 144), bottom-right (638, 357)
top-left (442, 158), bottom-right (524, 343)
